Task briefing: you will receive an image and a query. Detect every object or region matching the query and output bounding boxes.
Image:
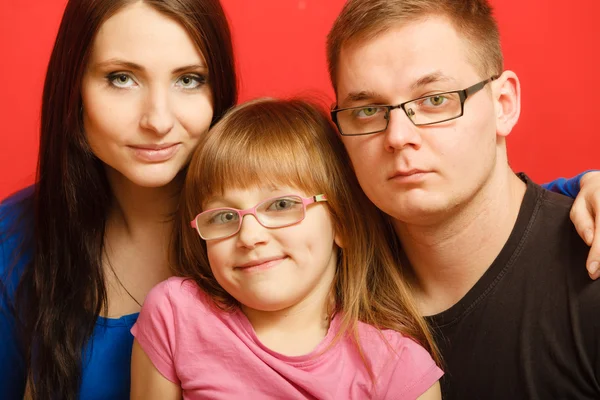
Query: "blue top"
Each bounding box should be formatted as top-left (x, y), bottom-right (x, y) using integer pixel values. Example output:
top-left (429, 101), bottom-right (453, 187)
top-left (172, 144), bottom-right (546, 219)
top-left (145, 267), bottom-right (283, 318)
top-left (0, 173), bottom-right (589, 399)
top-left (0, 187), bottom-right (138, 400)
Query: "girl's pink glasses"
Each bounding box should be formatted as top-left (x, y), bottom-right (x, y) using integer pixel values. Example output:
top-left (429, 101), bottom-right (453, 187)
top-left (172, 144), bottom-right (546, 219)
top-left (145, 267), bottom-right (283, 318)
top-left (191, 194), bottom-right (327, 241)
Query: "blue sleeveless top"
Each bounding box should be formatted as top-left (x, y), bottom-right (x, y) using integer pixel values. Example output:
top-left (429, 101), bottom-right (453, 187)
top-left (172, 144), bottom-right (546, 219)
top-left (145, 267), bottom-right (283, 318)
top-left (0, 187), bottom-right (138, 399)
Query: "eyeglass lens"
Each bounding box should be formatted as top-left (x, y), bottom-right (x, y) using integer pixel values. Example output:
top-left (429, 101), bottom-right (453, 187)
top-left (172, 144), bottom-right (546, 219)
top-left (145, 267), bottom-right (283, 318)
top-left (195, 195), bottom-right (306, 240)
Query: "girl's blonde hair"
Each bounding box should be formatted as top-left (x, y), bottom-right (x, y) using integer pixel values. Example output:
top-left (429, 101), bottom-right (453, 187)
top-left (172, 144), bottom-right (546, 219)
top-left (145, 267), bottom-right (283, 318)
top-left (173, 98), bottom-right (440, 366)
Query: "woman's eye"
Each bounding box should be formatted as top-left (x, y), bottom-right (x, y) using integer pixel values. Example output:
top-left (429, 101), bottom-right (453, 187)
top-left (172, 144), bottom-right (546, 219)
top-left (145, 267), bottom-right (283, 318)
top-left (108, 73), bottom-right (136, 88)
top-left (177, 74), bottom-right (205, 89)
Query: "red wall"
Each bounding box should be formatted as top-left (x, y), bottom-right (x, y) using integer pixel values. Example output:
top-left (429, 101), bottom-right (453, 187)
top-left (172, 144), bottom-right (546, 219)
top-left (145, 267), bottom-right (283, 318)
top-left (1, 0), bottom-right (598, 200)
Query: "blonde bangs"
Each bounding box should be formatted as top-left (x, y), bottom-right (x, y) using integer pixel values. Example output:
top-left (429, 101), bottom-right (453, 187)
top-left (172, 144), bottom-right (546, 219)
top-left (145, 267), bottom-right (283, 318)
top-left (188, 99), bottom-right (331, 208)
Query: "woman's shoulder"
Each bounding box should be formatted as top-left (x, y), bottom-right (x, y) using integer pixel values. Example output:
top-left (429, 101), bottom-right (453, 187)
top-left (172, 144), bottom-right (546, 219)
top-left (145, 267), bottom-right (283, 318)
top-left (0, 185), bottom-right (34, 284)
top-left (1, 185), bottom-right (35, 207)
top-left (0, 185), bottom-right (34, 232)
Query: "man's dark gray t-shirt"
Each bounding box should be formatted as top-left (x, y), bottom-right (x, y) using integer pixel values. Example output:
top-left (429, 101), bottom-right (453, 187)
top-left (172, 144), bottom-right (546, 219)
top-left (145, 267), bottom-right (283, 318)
top-left (427, 175), bottom-right (600, 399)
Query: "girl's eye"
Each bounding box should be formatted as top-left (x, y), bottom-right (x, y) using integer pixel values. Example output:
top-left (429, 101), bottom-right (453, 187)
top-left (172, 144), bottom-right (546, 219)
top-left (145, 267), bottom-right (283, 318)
top-left (275, 200), bottom-right (292, 210)
top-left (176, 74), bottom-right (206, 89)
top-left (266, 197), bottom-right (301, 212)
top-left (210, 211), bottom-right (238, 225)
top-left (108, 73), bottom-right (136, 88)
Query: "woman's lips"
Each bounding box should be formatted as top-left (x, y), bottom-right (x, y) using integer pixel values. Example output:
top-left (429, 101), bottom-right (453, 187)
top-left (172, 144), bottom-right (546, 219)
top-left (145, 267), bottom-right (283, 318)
top-left (129, 143), bottom-right (181, 162)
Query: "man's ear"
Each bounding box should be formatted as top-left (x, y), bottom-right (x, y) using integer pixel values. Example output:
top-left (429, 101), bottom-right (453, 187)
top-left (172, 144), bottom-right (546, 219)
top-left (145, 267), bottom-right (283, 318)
top-left (493, 70), bottom-right (521, 138)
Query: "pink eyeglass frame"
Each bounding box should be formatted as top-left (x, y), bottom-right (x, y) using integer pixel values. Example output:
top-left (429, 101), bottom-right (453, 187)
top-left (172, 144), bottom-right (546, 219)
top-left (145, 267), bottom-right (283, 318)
top-left (190, 194), bottom-right (328, 240)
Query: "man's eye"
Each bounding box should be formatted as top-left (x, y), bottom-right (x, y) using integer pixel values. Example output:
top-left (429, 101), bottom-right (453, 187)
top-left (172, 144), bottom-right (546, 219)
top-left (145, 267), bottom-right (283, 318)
top-left (426, 96), bottom-right (447, 106)
top-left (353, 107), bottom-right (382, 118)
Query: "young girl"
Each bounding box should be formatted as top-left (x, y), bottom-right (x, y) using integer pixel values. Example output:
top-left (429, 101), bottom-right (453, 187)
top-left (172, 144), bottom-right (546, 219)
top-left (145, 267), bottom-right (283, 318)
top-left (130, 98), bottom-right (443, 399)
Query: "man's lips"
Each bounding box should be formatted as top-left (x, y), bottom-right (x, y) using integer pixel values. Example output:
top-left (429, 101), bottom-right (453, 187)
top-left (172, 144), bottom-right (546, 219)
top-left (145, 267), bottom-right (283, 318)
top-left (235, 256), bottom-right (287, 271)
top-left (388, 169), bottom-right (429, 180)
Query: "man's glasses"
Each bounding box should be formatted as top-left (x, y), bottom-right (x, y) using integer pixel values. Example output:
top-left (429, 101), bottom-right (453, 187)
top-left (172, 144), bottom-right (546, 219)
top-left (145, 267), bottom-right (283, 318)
top-left (331, 76), bottom-right (498, 136)
top-left (191, 194), bottom-right (328, 241)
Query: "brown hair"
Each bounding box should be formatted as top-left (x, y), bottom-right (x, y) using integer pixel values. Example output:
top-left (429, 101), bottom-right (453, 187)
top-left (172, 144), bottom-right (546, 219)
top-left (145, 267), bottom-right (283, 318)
top-left (327, 0), bottom-right (503, 91)
top-left (174, 98), bottom-right (440, 372)
top-left (12, 0), bottom-right (237, 398)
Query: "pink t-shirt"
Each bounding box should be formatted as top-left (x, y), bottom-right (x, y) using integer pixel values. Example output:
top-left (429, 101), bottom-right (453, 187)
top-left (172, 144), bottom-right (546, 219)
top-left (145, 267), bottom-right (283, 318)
top-left (131, 277), bottom-right (443, 399)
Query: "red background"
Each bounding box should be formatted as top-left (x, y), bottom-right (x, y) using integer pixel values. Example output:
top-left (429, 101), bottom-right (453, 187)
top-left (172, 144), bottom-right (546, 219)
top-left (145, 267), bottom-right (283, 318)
top-left (1, 0), bottom-right (598, 200)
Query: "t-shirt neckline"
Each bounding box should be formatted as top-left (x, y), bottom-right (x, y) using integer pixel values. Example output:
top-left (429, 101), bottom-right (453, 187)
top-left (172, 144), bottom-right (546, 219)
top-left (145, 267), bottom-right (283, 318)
top-left (233, 307), bottom-right (342, 367)
top-left (426, 174), bottom-right (543, 328)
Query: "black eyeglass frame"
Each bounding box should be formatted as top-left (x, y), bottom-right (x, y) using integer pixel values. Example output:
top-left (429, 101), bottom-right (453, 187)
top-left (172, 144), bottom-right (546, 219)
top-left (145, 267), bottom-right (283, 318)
top-left (330, 76), bottom-right (499, 136)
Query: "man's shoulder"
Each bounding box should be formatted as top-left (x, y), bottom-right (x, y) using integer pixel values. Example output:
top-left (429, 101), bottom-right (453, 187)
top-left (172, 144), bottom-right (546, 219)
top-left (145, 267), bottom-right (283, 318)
top-left (522, 182), bottom-right (598, 304)
top-left (539, 184), bottom-right (576, 212)
top-left (527, 182), bottom-right (582, 245)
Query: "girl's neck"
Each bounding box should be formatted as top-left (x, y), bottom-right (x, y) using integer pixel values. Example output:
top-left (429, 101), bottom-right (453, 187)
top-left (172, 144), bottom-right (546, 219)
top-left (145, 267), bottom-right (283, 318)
top-left (241, 266), bottom-right (335, 357)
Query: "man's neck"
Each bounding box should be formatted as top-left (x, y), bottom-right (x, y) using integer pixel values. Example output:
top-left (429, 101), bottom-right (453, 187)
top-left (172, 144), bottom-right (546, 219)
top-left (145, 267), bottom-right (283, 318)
top-left (395, 169), bottom-right (527, 316)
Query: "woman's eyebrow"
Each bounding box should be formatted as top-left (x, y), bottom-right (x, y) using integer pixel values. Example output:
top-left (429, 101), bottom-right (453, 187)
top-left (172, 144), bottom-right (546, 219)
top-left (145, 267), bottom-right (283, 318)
top-left (172, 64), bottom-right (208, 74)
top-left (91, 59), bottom-right (207, 74)
top-left (92, 58), bottom-right (145, 71)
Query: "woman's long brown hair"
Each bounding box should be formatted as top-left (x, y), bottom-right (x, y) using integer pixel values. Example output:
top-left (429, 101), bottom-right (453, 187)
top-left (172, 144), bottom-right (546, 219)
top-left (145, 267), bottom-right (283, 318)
top-left (7, 0), bottom-right (237, 398)
top-left (174, 98), bottom-right (440, 374)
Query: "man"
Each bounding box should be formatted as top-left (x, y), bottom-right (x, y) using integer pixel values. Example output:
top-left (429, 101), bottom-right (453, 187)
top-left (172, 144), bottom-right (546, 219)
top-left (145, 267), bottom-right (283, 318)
top-left (327, 1), bottom-right (600, 398)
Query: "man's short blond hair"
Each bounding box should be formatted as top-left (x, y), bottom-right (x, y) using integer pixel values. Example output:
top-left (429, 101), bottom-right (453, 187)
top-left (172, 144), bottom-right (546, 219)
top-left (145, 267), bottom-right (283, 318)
top-left (327, 0), bottom-right (504, 91)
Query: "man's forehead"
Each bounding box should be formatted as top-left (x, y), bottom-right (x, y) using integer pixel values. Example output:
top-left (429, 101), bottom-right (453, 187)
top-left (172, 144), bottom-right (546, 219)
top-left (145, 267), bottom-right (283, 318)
top-left (335, 20), bottom-right (475, 104)
top-left (336, 71), bottom-right (459, 106)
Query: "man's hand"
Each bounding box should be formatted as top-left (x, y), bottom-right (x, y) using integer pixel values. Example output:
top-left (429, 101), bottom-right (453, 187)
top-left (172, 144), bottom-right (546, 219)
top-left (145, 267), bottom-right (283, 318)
top-left (570, 171), bottom-right (600, 279)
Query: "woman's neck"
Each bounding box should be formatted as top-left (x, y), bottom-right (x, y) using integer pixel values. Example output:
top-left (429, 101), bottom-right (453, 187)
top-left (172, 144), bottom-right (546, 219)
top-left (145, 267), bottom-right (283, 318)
top-left (101, 168), bottom-right (181, 316)
top-left (106, 168), bottom-right (182, 236)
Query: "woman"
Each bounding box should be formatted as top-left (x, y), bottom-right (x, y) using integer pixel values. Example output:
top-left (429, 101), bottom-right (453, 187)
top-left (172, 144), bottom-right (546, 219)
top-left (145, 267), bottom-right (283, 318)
top-left (0, 0), bottom-right (236, 398)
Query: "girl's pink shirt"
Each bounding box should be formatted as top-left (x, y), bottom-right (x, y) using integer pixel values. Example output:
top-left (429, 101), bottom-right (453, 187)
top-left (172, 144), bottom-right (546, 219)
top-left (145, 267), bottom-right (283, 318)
top-left (131, 277), bottom-right (443, 399)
